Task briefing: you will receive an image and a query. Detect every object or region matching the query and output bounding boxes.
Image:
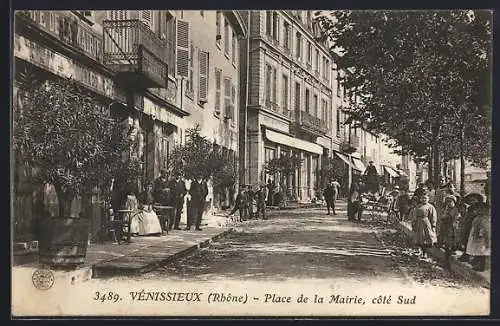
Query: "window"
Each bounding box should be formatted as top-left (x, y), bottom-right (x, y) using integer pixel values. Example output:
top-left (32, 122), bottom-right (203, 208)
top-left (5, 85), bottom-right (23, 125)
top-left (216, 11), bottom-right (222, 46)
top-left (265, 64), bottom-right (277, 108)
top-left (176, 19), bottom-right (190, 77)
top-left (231, 83), bottom-right (236, 124)
top-left (224, 77), bottom-right (233, 119)
top-left (224, 19), bottom-right (230, 55)
top-left (305, 89), bottom-right (310, 113)
top-left (232, 31), bottom-right (237, 64)
top-left (215, 68), bottom-right (222, 116)
top-left (283, 21), bottom-right (290, 50)
top-left (266, 11), bottom-right (273, 36)
top-left (322, 99), bottom-right (327, 124)
top-left (325, 59), bottom-right (330, 81)
top-left (265, 147), bottom-right (276, 164)
top-left (272, 11), bottom-right (279, 43)
top-left (295, 82), bottom-right (301, 112)
top-left (313, 94), bottom-right (318, 116)
top-left (315, 49), bottom-right (320, 74)
top-left (295, 32), bottom-right (302, 60)
top-left (282, 75), bottom-right (289, 115)
top-left (198, 50), bottom-right (209, 103)
top-left (307, 41), bottom-right (312, 65)
top-left (336, 107), bottom-right (340, 136)
top-left (164, 13), bottom-right (176, 75)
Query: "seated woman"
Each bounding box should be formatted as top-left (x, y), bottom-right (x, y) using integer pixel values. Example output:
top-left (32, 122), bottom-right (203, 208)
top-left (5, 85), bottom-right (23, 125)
top-left (129, 182), bottom-right (163, 236)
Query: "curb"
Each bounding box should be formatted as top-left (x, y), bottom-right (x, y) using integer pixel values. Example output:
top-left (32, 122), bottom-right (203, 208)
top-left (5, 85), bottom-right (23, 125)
top-left (398, 221), bottom-right (490, 288)
top-left (92, 228), bottom-right (234, 279)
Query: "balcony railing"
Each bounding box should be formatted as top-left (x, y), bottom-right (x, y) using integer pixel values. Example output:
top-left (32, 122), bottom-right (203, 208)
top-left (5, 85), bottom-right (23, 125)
top-left (103, 19), bottom-right (168, 89)
top-left (16, 11), bottom-right (103, 62)
top-left (299, 111), bottom-right (327, 135)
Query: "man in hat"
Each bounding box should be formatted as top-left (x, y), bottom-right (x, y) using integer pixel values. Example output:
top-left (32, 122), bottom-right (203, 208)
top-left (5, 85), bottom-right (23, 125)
top-left (153, 169), bottom-right (170, 205)
top-left (170, 174), bottom-right (187, 230)
top-left (255, 184), bottom-right (267, 219)
top-left (364, 161), bottom-right (379, 194)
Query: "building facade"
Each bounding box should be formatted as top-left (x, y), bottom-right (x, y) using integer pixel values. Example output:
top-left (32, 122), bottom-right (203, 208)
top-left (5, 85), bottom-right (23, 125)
top-left (240, 10), bottom-right (335, 202)
top-left (13, 10), bottom-right (246, 242)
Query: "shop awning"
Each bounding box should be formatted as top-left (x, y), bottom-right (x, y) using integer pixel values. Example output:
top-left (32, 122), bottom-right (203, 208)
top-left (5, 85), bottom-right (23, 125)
top-left (265, 129), bottom-right (323, 155)
top-left (384, 166), bottom-right (399, 178)
top-left (351, 157), bottom-right (366, 172)
top-left (333, 151), bottom-right (354, 169)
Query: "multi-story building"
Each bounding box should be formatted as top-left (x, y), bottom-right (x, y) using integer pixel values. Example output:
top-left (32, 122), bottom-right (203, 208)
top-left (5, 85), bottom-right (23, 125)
top-left (240, 10), bottom-right (335, 202)
top-left (13, 10), bottom-right (246, 242)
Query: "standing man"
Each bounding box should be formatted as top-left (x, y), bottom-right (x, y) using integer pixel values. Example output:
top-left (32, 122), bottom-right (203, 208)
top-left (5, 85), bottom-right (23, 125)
top-left (323, 181), bottom-right (335, 215)
top-left (153, 169), bottom-right (169, 204)
top-left (348, 178), bottom-right (362, 221)
top-left (228, 185), bottom-right (248, 222)
top-left (255, 184), bottom-right (267, 220)
top-left (171, 174), bottom-right (187, 230)
top-left (186, 178), bottom-right (201, 231)
top-left (364, 161), bottom-right (379, 194)
top-left (195, 178), bottom-right (209, 231)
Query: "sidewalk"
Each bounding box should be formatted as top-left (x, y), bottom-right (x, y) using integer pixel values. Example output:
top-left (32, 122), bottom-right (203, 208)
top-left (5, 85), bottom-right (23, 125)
top-left (13, 216), bottom-right (234, 284)
top-left (398, 221), bottom-right (490, 288)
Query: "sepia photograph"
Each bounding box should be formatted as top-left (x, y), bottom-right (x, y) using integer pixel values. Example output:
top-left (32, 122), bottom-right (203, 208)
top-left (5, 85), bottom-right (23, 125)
top-left (11, 9), bottom-right (492, 317)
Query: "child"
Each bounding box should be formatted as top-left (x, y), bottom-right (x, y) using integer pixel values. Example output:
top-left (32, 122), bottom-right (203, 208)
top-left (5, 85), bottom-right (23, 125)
top-left (410, 195), bottom-right (437, 258)
top-left (466, 203), bottom-right (490, 271)
top-left (440, 195), bottom-right (461, 267)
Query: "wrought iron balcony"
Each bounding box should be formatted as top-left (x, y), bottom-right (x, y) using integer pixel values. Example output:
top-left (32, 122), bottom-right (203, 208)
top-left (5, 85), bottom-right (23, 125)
top-left (103, 19), bottom-right (168, 90)
top-left (298, 111), bottom-right (328, 135)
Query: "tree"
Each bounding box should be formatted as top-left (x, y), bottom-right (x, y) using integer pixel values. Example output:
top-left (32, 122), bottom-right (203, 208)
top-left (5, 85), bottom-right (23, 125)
top-left (316, 10), bottom-right (492, 187)
top-left (13, 71), bottom-right (125, 218)
top-left (168, 125), bottom-right (236, 186)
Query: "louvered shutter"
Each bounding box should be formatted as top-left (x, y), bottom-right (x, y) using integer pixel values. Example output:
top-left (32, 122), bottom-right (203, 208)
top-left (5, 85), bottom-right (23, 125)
top-left (215, 69), bottom-right (222, 115)
top-left (231, 84), bottom-right (236, 120)
top-left (141, 10), bottom-right (153, 30)
top-left (224, 77), bottom-right (231, 118)
top-left (176, 20), bottom-right (190, 77)
top-left (198, 50), bottom-right (209, 102)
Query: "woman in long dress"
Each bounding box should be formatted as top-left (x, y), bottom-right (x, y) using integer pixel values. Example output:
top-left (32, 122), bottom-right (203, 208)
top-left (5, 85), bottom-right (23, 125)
top-left (129, 182), bottom-right (163, 236)
top-left (466, 202), bottom-right (490, 271)
top-left (411, 194), bottom-right (437, 258)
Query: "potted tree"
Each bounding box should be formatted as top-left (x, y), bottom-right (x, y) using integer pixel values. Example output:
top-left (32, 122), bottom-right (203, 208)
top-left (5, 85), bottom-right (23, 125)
top-left (13, 70), bottom-right (123, 268)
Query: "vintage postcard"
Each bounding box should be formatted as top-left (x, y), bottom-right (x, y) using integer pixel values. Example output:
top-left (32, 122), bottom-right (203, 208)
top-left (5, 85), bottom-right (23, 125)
top-left (11, 9), bottom-right (491, 317)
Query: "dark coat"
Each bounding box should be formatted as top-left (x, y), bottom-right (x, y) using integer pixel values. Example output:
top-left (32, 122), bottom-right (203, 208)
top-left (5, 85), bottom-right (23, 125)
top-left (153, 177), bottom-right (169, 203)
top-left (323, 185), bottom-right (335, 203)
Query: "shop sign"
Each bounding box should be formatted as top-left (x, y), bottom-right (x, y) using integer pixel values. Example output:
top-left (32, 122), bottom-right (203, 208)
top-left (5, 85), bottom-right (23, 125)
top-left (14, 34), bottom-right (123, 101)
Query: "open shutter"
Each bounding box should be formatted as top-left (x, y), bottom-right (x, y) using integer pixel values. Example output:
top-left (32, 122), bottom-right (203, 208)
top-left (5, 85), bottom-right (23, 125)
top-left (224, 77), bottom-right (231, 119)
top-left (231, 83), bottom-right (236, 121)
top-left (176, 19), bottom-right (189, 77)
top-left (140, 10), bottom-right (153, 29)
top-left (198, 50), bottom-right (209, 103)
top-left (215, 69), bottom-right (222, 115)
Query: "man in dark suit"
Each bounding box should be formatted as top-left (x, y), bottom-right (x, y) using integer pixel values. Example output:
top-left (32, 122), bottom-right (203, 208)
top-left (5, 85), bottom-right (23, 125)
top-left (195, 178), bottom-right (209, 231)
top-left (323, 182), bottom-right (335, 215)
top-left (153, 169), bottom-right (169, 204)
top-left (170, 174), bottom-right (187, 230)
top-left (186, 178), bottom-right (201, 230)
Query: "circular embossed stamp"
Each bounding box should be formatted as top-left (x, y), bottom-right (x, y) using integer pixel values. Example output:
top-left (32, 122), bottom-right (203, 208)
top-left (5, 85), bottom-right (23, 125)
top-left (32, 269), bottom-right (55, 290)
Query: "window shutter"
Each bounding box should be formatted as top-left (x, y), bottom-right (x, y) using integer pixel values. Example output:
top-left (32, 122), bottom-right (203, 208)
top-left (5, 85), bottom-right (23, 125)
top-left (215, 69), bottom-right (222, 114)
top-left (141, 10), bottom-right (153, 29)
top-left (198, 50), bottom-right (209, 102)
top-left (176, 19), bottom-right (190, 77)
top-left (231, 83), bottom-right (236, 120)
top-left (224, 77), bottom-right (231, 118)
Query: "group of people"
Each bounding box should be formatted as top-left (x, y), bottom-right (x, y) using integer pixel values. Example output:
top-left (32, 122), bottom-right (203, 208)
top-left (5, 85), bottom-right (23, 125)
top-left (227, 184), bottom-right (268, 221)
top-left (115, 169), bottom-right (210, 238)
top-left (395, 179), bottom-right (490, 272)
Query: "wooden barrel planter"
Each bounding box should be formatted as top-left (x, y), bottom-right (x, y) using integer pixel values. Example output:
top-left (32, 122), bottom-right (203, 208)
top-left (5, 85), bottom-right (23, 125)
top-left (36, 218), bottom-right (91, 268)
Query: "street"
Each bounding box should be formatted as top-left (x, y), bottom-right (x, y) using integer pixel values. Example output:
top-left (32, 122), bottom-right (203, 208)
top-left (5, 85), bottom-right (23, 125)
top-left (99, 204), bottom-right (488, 290)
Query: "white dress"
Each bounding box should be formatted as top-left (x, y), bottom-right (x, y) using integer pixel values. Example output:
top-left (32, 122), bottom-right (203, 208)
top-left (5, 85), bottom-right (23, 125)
top-left (125, 195), bottom-right (162, 236)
